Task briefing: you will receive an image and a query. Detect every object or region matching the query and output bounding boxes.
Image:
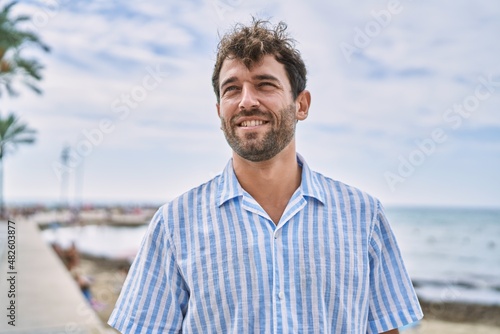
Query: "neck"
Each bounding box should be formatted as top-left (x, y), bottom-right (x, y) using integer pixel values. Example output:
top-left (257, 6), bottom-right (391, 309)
top-left (232, 142), bottom-right (301, 224)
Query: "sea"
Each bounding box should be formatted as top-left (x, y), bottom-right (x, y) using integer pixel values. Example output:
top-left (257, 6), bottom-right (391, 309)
top-left (41, 206), bottom-right (500, 306)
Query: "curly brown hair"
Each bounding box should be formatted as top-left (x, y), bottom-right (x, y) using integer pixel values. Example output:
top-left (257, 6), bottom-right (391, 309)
top-left (212, 18), bottom-right (307, 103)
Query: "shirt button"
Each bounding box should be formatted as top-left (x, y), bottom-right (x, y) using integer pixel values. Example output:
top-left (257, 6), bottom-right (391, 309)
top-left (278, 291), bottom-right (284, 299)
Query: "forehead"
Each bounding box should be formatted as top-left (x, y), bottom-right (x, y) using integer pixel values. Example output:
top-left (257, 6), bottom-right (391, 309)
top-left (219, 54), bottom-right (289, 86)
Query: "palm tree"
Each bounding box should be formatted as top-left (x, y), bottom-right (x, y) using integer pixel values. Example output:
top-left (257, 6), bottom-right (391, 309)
top-left (0, 113), bottom-right (36, 217)
top-left (0, 1), bottom-right (49, 216)
top-left (1, 1), bottom-right (50, 96)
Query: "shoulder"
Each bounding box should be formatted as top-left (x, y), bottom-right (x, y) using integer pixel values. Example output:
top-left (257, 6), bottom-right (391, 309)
top-left (299, 153), bottom-right (379, 212)
top-left (158, 174), bottom-right (222, 225)
top-left (310, 169), bottom-right (380, 212)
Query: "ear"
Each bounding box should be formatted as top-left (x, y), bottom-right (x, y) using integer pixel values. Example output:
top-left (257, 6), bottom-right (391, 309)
top-left (295, 90), bottom-right (311, 121)
top-left (216, 103), bottom-right (221, 118)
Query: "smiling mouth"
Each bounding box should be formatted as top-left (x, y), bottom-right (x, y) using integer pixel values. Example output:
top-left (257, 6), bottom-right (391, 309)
top-left (239, 120), bottom-right (269, 127)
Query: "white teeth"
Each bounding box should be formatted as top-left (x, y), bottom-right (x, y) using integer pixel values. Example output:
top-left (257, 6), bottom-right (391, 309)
top-left (241, 120), bottom-right (265, 127)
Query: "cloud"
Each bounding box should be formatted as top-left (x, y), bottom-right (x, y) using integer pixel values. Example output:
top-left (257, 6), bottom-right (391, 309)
top-left (5, 0), bottom-right (500, 207)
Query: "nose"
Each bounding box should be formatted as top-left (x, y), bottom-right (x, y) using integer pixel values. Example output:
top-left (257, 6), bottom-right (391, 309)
top-left (238, 84), bottom-right (260, 110)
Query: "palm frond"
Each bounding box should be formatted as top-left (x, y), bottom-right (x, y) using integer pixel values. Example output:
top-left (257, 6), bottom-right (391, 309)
top-left (0, 2), bottom-right (17, 16)
top-left (0, 1), bottom-right (49, 96)
top-left (4, 81), bottom-right (18, 97)
top-left (15, 56), bottom-right (44, 80)
top-left (11, 14), bottom-right (30, 23)
top-left (21, 81), bottom-right (42, 94)
top-left (0, 112), bottom-right (37, 158)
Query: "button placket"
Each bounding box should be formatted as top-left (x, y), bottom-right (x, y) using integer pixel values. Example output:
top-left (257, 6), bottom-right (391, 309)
top-left (272, 227), bottom-right (285, 333)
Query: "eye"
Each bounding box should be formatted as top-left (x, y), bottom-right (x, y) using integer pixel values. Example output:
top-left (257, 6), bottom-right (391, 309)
top-left (223, 85), bottom-right (239, 96)
top-left (258, 82), bottom-right (277, 89)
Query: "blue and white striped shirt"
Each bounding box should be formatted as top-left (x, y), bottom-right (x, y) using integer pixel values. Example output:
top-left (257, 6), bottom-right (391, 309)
top-left (109, 154), bottom-right (423, 333)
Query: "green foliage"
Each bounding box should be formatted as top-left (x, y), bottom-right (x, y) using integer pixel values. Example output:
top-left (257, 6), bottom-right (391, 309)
top-left (0, 1), bottom-right (50, 97)
top-left (0, 112), bottom-right (36, 160)
top-left (0, 2), bottom-right (46, 216)
top-left (0, 112), bottom-right (36, 217)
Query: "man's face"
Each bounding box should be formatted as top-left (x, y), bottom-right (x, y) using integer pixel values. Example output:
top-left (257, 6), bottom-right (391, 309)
top-left (217, 55), bottom-right (298, 162)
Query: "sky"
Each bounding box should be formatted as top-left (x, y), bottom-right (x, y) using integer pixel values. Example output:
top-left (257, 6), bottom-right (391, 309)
top-left (3, 0), bottom-right (500, 208)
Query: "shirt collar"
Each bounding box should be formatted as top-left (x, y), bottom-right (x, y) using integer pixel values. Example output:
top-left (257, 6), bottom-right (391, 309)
top-left (217, 153), bottom-right (325, 207)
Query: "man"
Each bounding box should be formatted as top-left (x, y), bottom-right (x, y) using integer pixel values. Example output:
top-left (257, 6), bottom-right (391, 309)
top-left (109, 19), bottom-right (423, 333)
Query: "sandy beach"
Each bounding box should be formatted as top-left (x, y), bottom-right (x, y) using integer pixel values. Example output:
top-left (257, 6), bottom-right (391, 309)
top-left (76, 255), bottom-right (500, 334)
top-left (79, 257), bottom-right (128, 333)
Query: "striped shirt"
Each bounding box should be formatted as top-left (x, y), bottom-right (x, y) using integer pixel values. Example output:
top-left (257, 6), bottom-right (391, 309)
top-left (109, 154), bottom-right (423, 333)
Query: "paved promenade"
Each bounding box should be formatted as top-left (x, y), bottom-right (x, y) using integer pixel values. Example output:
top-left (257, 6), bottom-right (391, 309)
top-left (0, 219), bottom-right (110, 333)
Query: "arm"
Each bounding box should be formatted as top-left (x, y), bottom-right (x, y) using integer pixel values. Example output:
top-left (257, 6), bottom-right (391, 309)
top-left (367, 201), bottom-right (423, 333)
top-left (381, 330), bottom-right (399, 334)
top-left (108, 208), bottom-right (188, 333)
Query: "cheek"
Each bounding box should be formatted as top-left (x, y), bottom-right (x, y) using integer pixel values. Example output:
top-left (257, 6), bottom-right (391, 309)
top-left (218, 110), bottom-right (232, 127)
top-left (220, 96), bottom-right (239, 108)
top-left (219, 103), bottom-right (239, 120)
top-left (218, 110), bottom-right (230, 123)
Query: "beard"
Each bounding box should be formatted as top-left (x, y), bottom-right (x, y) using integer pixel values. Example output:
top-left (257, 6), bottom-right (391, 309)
top-left (220, 104), bottom-right (296, 162)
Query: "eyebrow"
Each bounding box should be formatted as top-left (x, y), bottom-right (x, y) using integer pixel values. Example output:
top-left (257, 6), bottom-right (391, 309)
top-left (220, 76), bottom-right (238, 90)
top-left (220, 74), bottom-right (282, 91)
top-left (253, 74), bottom-right (281, 83)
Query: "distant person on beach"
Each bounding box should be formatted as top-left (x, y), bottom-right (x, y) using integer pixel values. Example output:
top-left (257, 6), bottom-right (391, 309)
top-left (65, 241), bottom-right (80, 270)
top-left (109, 19), bottom-right (423, 333)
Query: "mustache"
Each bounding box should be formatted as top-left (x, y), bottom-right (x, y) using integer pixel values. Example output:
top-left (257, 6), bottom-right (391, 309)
top-left (231, 108), bottom-right (271, 123)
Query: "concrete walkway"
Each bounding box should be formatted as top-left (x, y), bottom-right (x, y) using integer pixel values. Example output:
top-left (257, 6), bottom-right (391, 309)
top-left (0, 219), bottom-right (110, 333)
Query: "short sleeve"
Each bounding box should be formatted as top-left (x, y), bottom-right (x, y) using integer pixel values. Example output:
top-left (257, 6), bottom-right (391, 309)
top-left (108, 207), bottom-right (189, 333)
top-left (367, 201), bottom-right (423, 333)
